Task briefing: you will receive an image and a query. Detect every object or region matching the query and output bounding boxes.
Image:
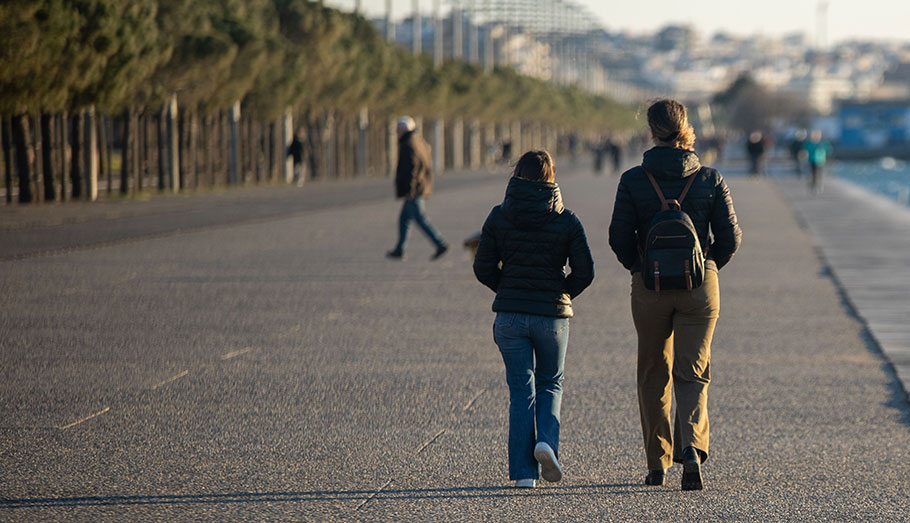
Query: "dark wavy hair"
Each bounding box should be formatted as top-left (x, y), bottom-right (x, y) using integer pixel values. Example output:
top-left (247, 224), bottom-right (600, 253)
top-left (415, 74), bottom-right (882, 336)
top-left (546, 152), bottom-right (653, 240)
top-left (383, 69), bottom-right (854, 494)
top-left (513, 150), bottom-right (556, 182)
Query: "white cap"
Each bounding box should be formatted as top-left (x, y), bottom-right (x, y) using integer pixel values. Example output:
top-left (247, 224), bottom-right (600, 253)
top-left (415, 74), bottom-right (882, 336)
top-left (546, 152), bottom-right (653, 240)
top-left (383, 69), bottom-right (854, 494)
top-left (397, 116), bottom-right (416, 133)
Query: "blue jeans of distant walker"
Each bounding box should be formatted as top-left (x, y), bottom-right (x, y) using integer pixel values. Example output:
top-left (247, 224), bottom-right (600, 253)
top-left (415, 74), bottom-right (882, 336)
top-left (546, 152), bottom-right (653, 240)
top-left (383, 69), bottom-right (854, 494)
top-left (494, 312), bottom-right (569, 481)
top-left (394, 197), bottom-right (445, 253)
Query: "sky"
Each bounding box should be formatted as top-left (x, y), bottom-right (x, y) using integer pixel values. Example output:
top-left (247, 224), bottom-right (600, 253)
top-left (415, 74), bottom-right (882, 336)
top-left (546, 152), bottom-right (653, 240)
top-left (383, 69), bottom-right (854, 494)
top-left (337, 0), bottom-right (910, 45)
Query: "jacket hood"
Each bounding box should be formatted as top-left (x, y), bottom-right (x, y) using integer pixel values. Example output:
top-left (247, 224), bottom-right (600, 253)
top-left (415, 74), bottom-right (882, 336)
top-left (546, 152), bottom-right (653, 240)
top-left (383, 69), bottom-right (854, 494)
top-left (501, 176), bottom-right (564, 229)
top-left (641, 146), bottom-right (701, 179)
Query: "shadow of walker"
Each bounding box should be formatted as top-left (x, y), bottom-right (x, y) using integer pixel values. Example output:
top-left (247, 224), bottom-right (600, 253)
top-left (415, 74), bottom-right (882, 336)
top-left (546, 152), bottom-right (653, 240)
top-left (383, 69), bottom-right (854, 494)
top-left (1, 483), bottom-right (645, 508)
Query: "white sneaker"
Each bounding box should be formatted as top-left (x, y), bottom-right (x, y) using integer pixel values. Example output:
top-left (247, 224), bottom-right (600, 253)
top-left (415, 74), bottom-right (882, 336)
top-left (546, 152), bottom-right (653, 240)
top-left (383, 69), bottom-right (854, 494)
top-left (513, 478), bottom-right (536, 488)
top-left (534, 442), bottom-right (562, 482)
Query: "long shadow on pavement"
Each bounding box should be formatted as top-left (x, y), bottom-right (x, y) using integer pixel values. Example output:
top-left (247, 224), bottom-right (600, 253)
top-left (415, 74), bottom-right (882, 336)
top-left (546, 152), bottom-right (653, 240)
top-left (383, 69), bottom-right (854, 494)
top-left (0, 483), bottom-right (644, 508)
top-left (818, 261), bottom-right (910, 426)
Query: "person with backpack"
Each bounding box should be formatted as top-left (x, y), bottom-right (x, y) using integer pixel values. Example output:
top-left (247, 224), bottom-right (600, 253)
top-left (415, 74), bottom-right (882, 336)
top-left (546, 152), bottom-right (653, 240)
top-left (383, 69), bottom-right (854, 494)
top-left (608, 99), bottom-right (742, 491)
top-left (474, 150), bottom-right (594, 489)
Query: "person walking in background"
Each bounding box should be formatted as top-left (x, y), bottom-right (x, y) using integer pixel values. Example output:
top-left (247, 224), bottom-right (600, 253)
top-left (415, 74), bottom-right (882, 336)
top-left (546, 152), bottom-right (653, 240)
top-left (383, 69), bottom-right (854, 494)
top-left (473, 150), bottom-right (594, 489)
top-left (611, 138), bottom-right (623, 175)
top-left (287, 129), bottom-right (306, 186)
top-left (593, 137), bottom-right (606, 175)
top-left (609, 99), bottom-right (742, 491)
top-left (387, 116), bottom-right (448, 260)
top-left (803, 130), bottom-right (833, 194)
top-left (746, 130), bottom-right (766, 176)
top-left (789, 129), bottom-right (808, 177)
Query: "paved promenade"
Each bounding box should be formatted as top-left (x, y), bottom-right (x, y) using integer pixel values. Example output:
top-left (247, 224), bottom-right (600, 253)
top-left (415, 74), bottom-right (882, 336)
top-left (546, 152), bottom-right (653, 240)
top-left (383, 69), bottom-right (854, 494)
top-left (775, 175), bottom-right (910, 401)
top-left (1, 166), bottom-right (907, 520)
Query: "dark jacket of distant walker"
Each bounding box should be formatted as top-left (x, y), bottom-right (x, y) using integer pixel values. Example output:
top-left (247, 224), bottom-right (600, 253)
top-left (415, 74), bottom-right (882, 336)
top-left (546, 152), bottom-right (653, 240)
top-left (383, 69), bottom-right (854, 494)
top-left (609, 147), bottom-right (741, 274)
top-left (395, 130), bottom-right (433, 199)
top-left (473, 176), bottom-right (595, 318)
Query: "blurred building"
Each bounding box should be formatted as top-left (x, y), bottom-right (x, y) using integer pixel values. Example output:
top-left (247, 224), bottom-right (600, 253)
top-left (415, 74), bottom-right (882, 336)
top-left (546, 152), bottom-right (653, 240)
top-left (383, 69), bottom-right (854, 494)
top-left (366, 3), bottom-right (910, 112)
top-left (838, 99), bottom-right (910, 158)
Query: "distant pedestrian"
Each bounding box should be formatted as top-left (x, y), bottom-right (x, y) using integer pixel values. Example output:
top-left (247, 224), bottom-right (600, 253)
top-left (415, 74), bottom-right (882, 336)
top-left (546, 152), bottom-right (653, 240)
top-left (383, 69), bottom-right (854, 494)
top-left (593, 137), bottom-right (606, 174)
top-left (746, 130), bottom-right (766, 176)
top-left (611, 138), bottom-right (623, 174)
top-left (287, 130), bottom-right (306, 186)
top-left (789, 129), bottom-right (808, 177)
top-left (608, 99), bottom-right (742, 491)
top-left (501, 139), bottom-right (513, 164)
top-left (386, 116), bottom-right (448, 260)
top-left (803, 130), bottom-right (833, 194)
top-left (473, 150), bottom-right (594, 489)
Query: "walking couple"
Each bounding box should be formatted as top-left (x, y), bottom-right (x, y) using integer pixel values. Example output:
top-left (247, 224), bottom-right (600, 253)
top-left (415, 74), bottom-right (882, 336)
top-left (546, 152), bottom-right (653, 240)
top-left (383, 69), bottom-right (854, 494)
top-left (473, 99), bottom-right (743, 491)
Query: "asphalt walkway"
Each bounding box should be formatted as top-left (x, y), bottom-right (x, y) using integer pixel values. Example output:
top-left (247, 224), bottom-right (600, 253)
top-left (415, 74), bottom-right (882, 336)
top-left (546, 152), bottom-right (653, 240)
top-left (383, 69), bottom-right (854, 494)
top-left (1, 167), bottom-right (907, 520)
top-left (775, 174), bottom-right (910, 400)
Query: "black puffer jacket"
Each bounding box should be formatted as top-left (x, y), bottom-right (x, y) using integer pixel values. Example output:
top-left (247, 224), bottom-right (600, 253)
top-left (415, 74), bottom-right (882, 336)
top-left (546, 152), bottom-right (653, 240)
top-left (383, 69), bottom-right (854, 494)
top-left (474, 176), bottom-right (594, 318)
top-left (609, 147), bottom-right (741, 273)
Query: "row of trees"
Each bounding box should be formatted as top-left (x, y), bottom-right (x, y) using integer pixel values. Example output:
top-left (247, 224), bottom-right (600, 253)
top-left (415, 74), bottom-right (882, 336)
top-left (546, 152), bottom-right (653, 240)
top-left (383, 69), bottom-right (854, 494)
top-left (711, 73), bottom-right (811, 133)
top-left (0, 0), bottom-right (636, 204)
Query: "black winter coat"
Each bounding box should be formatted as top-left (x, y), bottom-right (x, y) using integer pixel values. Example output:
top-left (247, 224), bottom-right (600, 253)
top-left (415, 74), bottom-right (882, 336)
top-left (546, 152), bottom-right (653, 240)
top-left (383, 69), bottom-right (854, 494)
top-left (474, 176), bottom-right (594, 318)
top-left (395, 131), bottom-right (433, 199)
top-left (609, 147), bottom-right (742, 274)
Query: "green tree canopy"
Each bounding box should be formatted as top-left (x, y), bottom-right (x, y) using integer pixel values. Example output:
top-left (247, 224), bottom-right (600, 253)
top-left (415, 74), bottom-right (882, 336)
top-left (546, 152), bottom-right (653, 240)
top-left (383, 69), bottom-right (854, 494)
top-left (0, 0), bottom-right (637, 133)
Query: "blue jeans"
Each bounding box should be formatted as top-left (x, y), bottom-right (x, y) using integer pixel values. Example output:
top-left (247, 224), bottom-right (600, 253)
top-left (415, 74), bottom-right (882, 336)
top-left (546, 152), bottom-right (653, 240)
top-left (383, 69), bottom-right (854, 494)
top-left (394, 197), bottom-right (445, 253)
top-left (493, 312), bottom-right (569, 480)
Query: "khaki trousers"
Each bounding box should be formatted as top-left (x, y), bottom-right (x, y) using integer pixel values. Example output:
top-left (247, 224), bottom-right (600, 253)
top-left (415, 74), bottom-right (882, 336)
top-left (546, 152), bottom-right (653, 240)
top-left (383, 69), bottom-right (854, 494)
top-left (631, 269), bottom-right (720, 470)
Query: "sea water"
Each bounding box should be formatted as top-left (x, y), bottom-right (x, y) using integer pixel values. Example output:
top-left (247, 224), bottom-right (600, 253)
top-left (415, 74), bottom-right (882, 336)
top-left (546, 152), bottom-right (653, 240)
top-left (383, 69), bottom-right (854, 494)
top-left (832, 159), bottom-right (910, 207)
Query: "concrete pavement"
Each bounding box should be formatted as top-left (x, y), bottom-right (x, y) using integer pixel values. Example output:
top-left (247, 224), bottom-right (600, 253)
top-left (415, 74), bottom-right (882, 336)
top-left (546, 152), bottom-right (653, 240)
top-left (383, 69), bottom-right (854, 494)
top-left (775, 175), bottom-right (910, 401)
top-left (1, 167), bottom-right (907, 520)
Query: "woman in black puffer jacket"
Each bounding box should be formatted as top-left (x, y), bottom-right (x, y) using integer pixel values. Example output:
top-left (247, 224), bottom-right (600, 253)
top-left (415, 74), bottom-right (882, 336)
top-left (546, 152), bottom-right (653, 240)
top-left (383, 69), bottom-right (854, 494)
top-left (609, 99), bottom-right (741, 491)
top-left (474, 150), bottom-right (594, 489)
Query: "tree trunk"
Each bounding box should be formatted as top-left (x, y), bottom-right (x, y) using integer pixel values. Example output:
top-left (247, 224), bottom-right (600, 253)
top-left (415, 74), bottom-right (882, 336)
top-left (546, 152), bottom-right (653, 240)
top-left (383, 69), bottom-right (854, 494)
top-left (254, 120), bottom-right (263, 183)
top-left (31, 114), bottom-right (43, 202)
top-left (281, 111), bottom-right (293, 184)
top-left (12, 115), bottom-right (34, 203)
top-left (305, 110), bottom-right (323, 180)
top-left (120, 108), bottom-right (131, 194)
top-left (244, 117), bottom-right (253, 183)
top-left (268, 120), bottom-right (276, 182)
top-left (84, 107), bottom-right (99, 200)
top-left (70, 114), bottom-right (83, 199)
top-left (198, 113), bottom-right (207, 187)
top-left (324, 111), bottom-right (334, 179)
top-left (59, 113), bottom-right (68, 200)
top-left (178, 110), bottom-right (186, 189)
top-left (2, 116), bottom-right (13, 204)
top-left (205, 114), bottom-right (215, 186)
top-left (157, 109), bottom-right (166, 190)
top-left (228, 104), bottom-right (240, 185)
top-left (167, 95), bottom-right (179, 191)
top-left (136, 112), bottom-right (144, 192)
top-left (189, 110), bottom-right (198, 188)
top-left (146, 113), bottom-right (155, 191)
top-left (145, 112), bottom-right (154, 191)
top-left (98, 114), bottom-right (110, 195)
top-left (239, 116), bottom-right (247, 183)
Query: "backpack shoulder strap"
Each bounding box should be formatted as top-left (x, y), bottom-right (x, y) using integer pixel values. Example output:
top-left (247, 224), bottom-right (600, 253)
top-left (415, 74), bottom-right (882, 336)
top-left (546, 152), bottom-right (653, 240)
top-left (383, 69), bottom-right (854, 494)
top-left (677, 168), bottom-right (700, 205)
top-left (642, 168), bottom-right (669, 207)
top-left (643, 167), bottom-right (701, 211)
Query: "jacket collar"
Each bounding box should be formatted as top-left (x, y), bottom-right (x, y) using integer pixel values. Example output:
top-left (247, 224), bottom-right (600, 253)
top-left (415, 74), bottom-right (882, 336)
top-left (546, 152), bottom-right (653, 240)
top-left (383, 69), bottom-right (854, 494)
top-left (642, 146), bottom-right (701, 179)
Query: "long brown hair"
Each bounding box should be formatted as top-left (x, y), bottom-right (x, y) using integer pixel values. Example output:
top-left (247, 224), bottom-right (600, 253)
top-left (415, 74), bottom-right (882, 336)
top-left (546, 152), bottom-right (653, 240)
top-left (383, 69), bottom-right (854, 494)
top-left (513, 150), bottom-right (556, 182)
top-left (647, 99), bottom-right (696, 151)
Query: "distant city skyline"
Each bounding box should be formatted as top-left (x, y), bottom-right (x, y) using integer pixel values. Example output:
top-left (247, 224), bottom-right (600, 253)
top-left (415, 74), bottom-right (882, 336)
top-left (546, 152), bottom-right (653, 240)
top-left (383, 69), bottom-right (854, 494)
top-left (337, 0), bottom-right (910, 46)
